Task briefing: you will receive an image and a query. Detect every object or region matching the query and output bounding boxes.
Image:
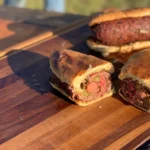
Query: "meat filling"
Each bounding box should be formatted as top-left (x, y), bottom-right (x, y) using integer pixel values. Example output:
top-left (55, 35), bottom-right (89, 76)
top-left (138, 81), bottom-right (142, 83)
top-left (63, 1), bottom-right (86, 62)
top-left (120, 78), bottom-right (150, 109)
top-left (50, 70), bottom-right (112, 101)
top-left (76, 70), bottom-right (112, 101)
top-left (91, 16), bottom-right (150, 46)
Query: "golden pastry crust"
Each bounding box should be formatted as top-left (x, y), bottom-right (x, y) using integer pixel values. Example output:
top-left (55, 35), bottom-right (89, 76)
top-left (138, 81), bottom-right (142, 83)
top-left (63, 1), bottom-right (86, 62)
top-left (87, 37), bottom-right (150, 57)
top-left (49, 49), bottom-right (115, 106)
top-left (89, 8), bottom-right (150, 27)
top-left (119, 49), bottom-right (150, 89)
top-left (50, 49), bottom-right (114, 85)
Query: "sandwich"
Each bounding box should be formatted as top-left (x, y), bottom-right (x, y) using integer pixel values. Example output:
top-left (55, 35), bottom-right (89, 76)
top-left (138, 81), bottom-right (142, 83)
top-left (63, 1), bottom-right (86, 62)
top-left (49, 49), bottom-right (114, 106)
top-left (119, 49), bottom-right (150, 113)
top-left (87, 8), bottom-right (150, 57)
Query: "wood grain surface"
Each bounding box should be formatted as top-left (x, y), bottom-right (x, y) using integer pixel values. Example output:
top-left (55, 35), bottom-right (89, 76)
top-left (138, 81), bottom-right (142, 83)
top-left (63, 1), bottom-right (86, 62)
top-left (0, 22), bottom-right (149, 150)
top-left (0, 6), bottom-right (87, 58)
top-left (0, 18), bottom-right (50, 51)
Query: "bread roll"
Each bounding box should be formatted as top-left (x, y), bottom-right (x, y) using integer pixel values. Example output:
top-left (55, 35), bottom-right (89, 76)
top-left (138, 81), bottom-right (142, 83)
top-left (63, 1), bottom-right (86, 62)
top-left (87, 8), bottom-right (150, 58)
top-left (119, 49), bottom-right (150, 113)
top-left (50, 49), bottom-right (114, 106)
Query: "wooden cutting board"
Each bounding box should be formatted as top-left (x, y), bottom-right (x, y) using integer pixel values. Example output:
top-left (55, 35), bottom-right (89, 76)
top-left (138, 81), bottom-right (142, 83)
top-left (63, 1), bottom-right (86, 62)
top-left (0, 6), bottom-right (87, 58)
top-left (0, 23), bottom-right (149, 150)
top-left (0, 19), bottom-right (51, 50)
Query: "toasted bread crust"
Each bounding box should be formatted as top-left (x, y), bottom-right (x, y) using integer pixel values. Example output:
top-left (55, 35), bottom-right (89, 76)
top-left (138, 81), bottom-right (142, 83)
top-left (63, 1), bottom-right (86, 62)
top-left (87, 37), bottom-right (150, 56)
top-left (50, 49), bottom-right (113, 85)
top-left (89, 8), bottom-right (150, 27)
top-left (119, 49), bottom-right (150, 89)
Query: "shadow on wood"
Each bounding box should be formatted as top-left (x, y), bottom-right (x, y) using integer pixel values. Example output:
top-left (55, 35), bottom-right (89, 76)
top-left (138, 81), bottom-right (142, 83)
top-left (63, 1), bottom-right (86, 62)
top-left (7, 50), bottom-right (51, 94)
top-left (0, 50), bottom-right (73, 144)
top-left (7, 50), bottom-right (75, 105)
top-left (24, 13), bottom-right (86, 29)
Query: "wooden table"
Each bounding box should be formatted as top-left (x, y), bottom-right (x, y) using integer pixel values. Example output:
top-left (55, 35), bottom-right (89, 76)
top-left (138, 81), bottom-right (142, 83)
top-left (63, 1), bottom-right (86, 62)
top-left (0, 7), bottom-right (149, 150)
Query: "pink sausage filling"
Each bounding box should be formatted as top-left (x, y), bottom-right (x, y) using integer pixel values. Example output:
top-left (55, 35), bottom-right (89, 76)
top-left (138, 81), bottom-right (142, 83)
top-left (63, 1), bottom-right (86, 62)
top-left (75, 70), bottom-right (112, 101)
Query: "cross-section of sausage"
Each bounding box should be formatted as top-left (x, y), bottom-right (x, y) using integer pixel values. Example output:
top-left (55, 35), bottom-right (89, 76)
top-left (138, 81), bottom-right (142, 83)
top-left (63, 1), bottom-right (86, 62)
top-left (119, 78), bottom-right (150, 109)
top-left (50, 70), bottom-right (112, 101)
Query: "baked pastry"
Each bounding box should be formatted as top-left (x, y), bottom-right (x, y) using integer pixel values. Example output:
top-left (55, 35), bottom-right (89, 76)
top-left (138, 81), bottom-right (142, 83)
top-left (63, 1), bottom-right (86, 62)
top-left (49, 49), bottom-right (114, 106)
top-left (119, 49), bottom-right (150, 113)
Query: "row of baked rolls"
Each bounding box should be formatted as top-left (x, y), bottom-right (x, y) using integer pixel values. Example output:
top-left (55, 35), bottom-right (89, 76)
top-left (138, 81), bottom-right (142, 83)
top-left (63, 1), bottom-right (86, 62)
top-left (49, 49), bottom-right (150, 113)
